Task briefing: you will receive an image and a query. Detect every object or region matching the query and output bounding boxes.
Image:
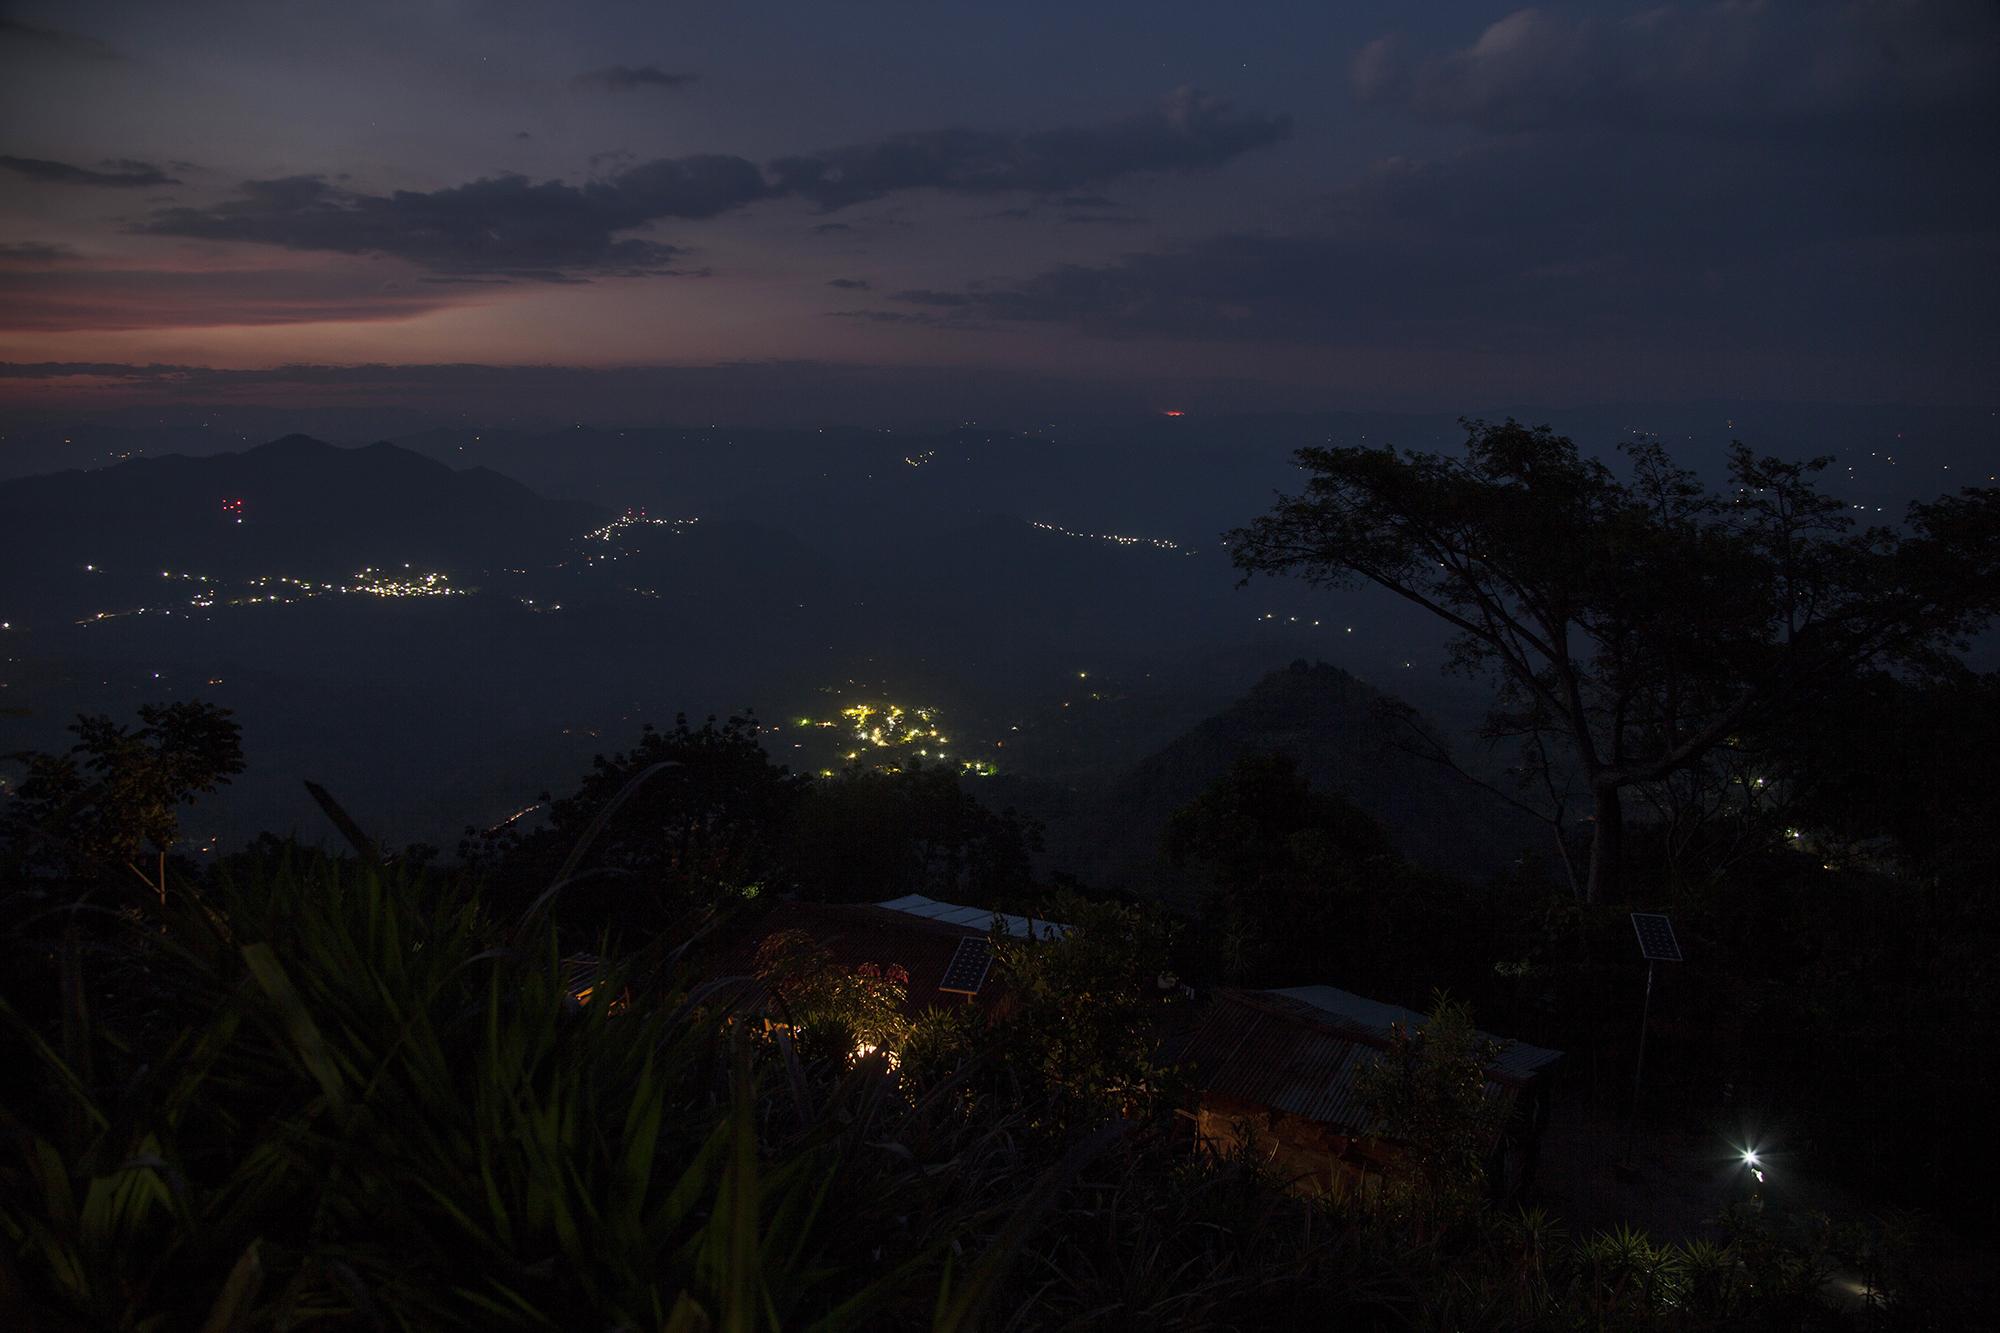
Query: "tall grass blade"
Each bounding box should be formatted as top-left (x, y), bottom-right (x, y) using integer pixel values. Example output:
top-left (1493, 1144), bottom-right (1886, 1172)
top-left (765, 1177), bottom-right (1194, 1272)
top-left (196, 1240), bottom-right (264, 1333)
top-left (302, 780), bottom-right (380, 865)
top-left (933, 1119), bottom-right (1127, 1333)
top-left (240, 942), bottom-right (348, 1107)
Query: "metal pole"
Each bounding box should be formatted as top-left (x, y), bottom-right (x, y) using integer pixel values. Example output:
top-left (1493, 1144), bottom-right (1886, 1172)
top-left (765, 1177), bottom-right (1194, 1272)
top-left (1623, 959), bottom-right (1656, 1165)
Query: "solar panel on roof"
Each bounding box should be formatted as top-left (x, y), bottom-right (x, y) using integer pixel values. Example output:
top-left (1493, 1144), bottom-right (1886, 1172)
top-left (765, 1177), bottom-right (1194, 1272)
top-left (938, 935), bottom-right (993, 995)
top-left (1630, 913), bottom-right (1683, 963)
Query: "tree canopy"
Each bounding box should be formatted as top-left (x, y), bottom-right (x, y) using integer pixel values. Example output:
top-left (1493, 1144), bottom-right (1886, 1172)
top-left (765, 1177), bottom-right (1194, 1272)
top-left (1230, 420), bottom-right (2000, 900)
top-left (465, 717), bottom-right (1041, 940)
top-left (1355, 994), bottom-right (1506, 1238)
top-left (463, 713), bottom-right (804, 935)
top-left (988, 891), bottom-right (1180, 1128)
top-left (786, 761), bottom-right (1039, 906)
top-left (2, 700), bottom-right (244, 900)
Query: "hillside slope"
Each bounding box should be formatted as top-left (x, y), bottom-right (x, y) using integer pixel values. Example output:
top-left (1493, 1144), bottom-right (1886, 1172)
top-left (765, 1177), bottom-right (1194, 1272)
top-left (0, 436), bottom-right (605, 623)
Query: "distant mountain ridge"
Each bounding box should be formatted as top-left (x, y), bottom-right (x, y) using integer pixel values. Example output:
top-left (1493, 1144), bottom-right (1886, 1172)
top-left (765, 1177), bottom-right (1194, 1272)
top-left (0, 435), bottom-right (606, 623)
top-left (1041, 660), bottom-right (1546, 889)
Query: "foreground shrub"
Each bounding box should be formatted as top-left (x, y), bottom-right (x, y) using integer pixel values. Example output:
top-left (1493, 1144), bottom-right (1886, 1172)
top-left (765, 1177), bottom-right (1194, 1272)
top-left (0, 856), bottom-right (1942, 1330)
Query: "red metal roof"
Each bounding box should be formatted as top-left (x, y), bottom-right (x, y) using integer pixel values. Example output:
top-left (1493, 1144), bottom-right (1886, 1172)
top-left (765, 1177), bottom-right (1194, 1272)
top-left (1178, 988), bottom-right (1559, 1134)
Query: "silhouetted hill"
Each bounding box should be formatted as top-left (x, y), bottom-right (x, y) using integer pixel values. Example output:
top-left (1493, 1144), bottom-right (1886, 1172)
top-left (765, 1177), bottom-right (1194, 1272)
top-left (0, 436), bottom-right (605, 623)
top-left (1043, 659), bottom-right (1545, 891)
top-left (398, 422), bottom-right (1301, 554)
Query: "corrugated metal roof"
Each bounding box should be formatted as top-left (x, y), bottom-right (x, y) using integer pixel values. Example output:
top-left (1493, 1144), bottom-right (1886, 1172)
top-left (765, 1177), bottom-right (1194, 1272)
top-left (1179, 988), bottom-right (1562, 1135)
top-left (721, 900), bottom-right (1050, 1015)
top-left (1184, 990), bottom-right (1378, 1127)
top-left (875, 893), bottom-right (1069, 940)
top-left (1270, 985), bottom-right (1564, 1079)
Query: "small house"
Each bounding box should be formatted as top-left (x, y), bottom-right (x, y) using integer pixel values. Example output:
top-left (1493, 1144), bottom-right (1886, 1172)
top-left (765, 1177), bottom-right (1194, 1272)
top-left (1177, 985), bottom-right (1562, 1200)
top-left (717, 892), bottom-right (1067, 1020)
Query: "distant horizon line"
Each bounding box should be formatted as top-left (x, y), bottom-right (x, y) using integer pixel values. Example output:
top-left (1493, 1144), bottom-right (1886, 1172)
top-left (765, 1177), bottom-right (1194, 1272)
top-left (1, 358), bottom-right (1989, 423)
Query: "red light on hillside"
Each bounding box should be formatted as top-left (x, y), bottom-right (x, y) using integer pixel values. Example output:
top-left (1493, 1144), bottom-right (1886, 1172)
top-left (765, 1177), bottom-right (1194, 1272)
top-left (221, 497), bottom-right (245, 514)
top-left (1162, 409), bottom-right (1186, 418)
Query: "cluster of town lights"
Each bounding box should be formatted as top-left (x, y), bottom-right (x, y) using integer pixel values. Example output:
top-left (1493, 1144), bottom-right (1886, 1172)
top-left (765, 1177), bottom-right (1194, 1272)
top-left (77, 566), bottom-right (466, 624)
top-left (833, 702), bottom-right (949, 752)
top-left (782, 701), bottom-right (999, 778)
top-left (345, 568), bottom-right (463, 598)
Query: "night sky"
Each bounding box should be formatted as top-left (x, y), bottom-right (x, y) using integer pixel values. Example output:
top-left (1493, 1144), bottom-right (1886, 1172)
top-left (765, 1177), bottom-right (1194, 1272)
top-left (2, 1), bottom-right (1996, 419)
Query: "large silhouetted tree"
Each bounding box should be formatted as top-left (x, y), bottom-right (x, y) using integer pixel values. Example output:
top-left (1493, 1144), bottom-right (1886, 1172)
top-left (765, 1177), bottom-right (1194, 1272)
top-left (465, 714), bottom-right (803, 934)
top-left (785, 762), bottom-right (1038, 905)
top-left (1165, 752), bottom-right (1398, 982)
top-left (2, 700), bottom-right (244, 901)
top-left (1230, 420), bottom-right (1999, 901)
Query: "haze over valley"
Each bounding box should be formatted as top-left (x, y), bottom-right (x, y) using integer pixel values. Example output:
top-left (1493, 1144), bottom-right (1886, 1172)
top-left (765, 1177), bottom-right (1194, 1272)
top-left (4, 401), bottom-right (1987, 873)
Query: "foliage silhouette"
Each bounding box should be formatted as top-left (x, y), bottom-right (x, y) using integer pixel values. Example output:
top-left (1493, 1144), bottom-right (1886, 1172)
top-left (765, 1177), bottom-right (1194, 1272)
top-left (2, 700), bottom-right (243, 902)
top-left (1230, 419), bottom-right (2000, 900)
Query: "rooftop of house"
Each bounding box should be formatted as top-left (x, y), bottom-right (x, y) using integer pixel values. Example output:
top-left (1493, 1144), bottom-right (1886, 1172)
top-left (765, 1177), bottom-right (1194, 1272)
top-left (875, 893), bottom-right (1069, 941)
top-left (717, 894), bottom-right (1069, 1017)
top-left (1178, 986), bottom-right (1563, 1135)
top-left (1268, 985), bottom-right (1563, 1083)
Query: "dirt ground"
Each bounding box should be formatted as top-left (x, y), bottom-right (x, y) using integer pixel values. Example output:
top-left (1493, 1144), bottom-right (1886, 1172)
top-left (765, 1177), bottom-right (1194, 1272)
top-left (1531, 1086), bottom-right (2000, 1320)
top-left (1535, 1088), bottom-right (1756, 1241)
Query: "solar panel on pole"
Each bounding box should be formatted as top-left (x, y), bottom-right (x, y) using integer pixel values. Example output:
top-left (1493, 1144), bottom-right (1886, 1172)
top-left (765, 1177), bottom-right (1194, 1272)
top-left (938, 936), bottom-right (993, 996)
top-left (1622, 912), bottom-right (1682, 1168)
top-left (1631, 913), bottom-right (1683, 963)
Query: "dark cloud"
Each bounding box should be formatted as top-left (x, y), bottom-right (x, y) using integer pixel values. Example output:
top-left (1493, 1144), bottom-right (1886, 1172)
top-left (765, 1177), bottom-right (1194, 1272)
top-left (865, 7), bottom-right (1996, 392)
top-left (810, 222), bottom-right (854, 235)
top-left (1355, 1), bottom-right (2000, 136)
top-left (0, 154), bottom-right (179, 187)
top-left (893, 289), bottom-right (977, 308)
top-left (0, 18), bottom-right (119, 59)
top-left (574, 65), bottom-right (699, 92)
top-left (135, 91), bottom-right (1287, 277)
top-left (134, 165), bottom-right (765, 277)
top-left (980, 192), bottom-right (1143, 225)
top-left (882, 123), bottom-right (2000, 392)
top-left (769, 87), bottom-right (1288, 209)
top-left (610, 155), bottom-right (772, 217)
top-left (513, 131), bottom-right (533, 141)
top-left (0, 241), bottom-right (80, 264)
top-left (889, 237), bottom-right (1374, 341)
top-left (826, 277), bottom-right (870, 289)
